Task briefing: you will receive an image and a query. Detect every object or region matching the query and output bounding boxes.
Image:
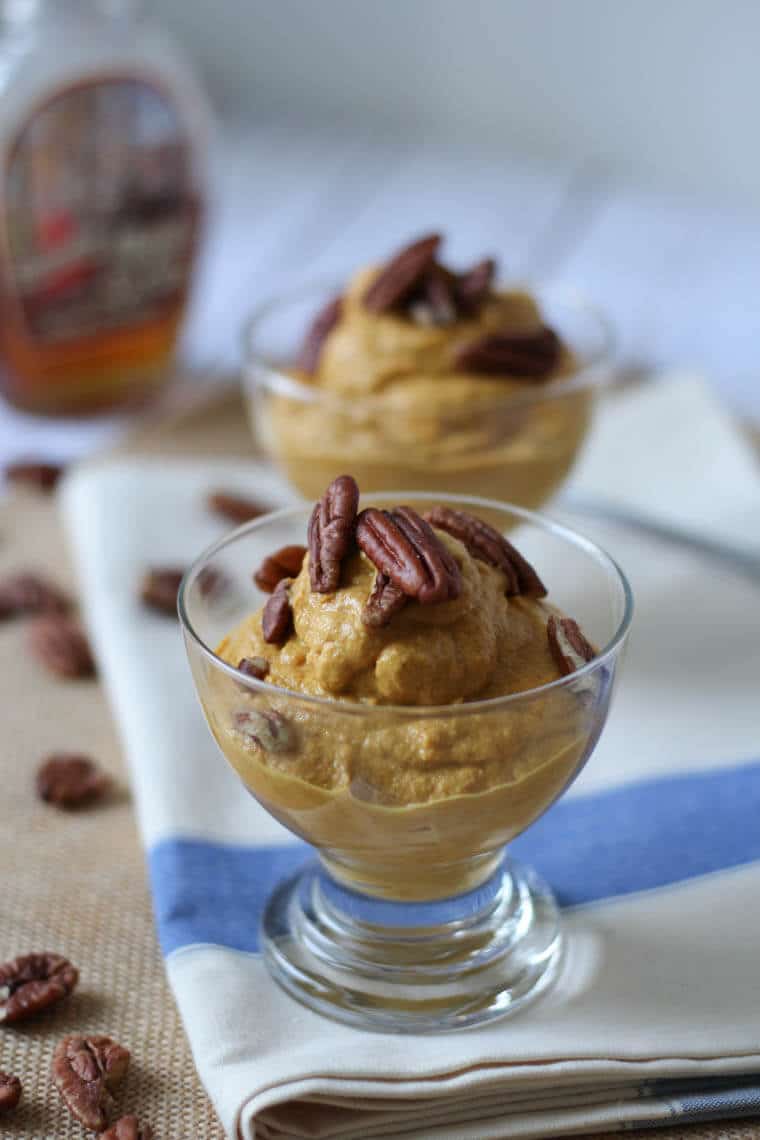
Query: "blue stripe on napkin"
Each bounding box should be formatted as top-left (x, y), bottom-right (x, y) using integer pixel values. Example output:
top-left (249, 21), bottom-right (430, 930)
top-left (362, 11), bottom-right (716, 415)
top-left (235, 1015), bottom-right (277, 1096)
top-left (150, 756), bottom-right (760, 956)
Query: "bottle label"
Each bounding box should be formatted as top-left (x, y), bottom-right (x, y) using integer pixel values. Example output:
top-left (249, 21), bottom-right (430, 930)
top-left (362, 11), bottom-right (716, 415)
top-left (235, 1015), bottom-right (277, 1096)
top-left (2, 76), bottom-right (201, 346)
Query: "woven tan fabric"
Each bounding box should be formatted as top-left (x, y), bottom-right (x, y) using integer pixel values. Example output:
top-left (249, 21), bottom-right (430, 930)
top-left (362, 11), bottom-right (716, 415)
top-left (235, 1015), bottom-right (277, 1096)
top-left (1, 382), bottom-right (757, 1140)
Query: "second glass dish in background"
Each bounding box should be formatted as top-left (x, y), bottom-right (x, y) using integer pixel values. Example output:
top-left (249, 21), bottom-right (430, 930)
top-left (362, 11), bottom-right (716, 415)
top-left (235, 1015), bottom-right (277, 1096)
top-left (244, 281), bottom-right (615, 509)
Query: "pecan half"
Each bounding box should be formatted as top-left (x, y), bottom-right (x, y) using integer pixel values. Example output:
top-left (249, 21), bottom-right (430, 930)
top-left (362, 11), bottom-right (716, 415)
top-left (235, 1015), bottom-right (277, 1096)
top-left (238, 656), bottom-right (270, 681)
top-left (0, 1072), bottom-right (21, 1114)
top-left (295, 294), bottom-right (343, 373)
top-left (0, 952), bottom-right (79, 1023)
top-left (207, 490), bottom-right (268, 525)
top-left (409, 265), bottom-right (457, 326)
top-left (36, 753), bottom-right (110, 809)
top-left (262, 578), bottom-right (293, 644)
top-left (363, 233), bottom-right (442, 313)
top-left (356, 506), bottom-right (461, 604)
top-left (53, 1035), bottom-right (130, 1132)
top-left (362, 572), bottom-right (407, 628)
top-left (308, 474), bottom-right (360, 593)
top-left (454, 324), bottom-right (561, 378)
top-left (424, 506), bottom-right (546, 597)
top-left (6, 460), bottom-right (64, 492)
top-left (547, 615), bottom-right (596, 675)
top-left (253, 545), bottom-right (307, 593)
top-left (140, 568), bottom-right (185, 616)
top-left (0, 571), bottom-right (70, 619)
top-left (391, 507), bottom-right (462, 603)
top-left (454, 257), bottom-right (495, 315)
top-left (28, 616), bottom-right (95, 678)
top-left (234, 709), bottom-right (293, 752)
top-left (100, 1117), bottom-right (155, 1140)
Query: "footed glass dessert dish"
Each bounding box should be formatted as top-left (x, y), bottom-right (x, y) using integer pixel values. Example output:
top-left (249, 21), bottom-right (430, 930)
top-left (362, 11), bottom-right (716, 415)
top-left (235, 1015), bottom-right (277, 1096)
top-left (179, 487), bottom-right (632, 1032)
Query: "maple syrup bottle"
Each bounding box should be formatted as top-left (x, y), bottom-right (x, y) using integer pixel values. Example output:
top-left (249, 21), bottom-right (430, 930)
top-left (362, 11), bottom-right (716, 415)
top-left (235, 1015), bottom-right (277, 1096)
top-left (0, 0), bottom-right (208, 414)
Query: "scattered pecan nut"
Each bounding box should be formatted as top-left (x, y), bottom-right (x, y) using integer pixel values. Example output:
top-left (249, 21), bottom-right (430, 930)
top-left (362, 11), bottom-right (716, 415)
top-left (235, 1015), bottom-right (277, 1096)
top-left (0, 571), bottom-right (70, 619)
top-left (308, 474), bottom-right (360, 593)
top-left (140, 568), bottom-right (185, 616)
top-left (237, 656), bottom-right (270, 680)
top-left (207, 490), bottom-right (268, 525)
top-left (5, 460), bottom-right (64, 492)
top-left (356, 506), bottom-right (461, 604)
top-left (262, 578), bottom-right (293, 644)
top-left (0, 952), bottom-right (79, 1023)
top-left (454, 325), bottom-right (561, 379)
top-left (424, 506), bottom-right (546, 597)
top-left (0, 1072), bottom-right (21, 1114)
top-left (28, 615), bottom-right (95, 678)
top-left (363, 233), bottom-right (442, 313)
top-left (253, 545), bottom-right (307, 593)
top-left (36, 753), bottom-right (110, 809)
top-left (53, 1034), bottom-right (130, 1132)
top-left (362, 572), bottom-right (407, 628)
top-left (100, 1117), bottom-right (155, 1140)
top-left (234, 709), bottom-right (294, 752)
top-left (454, 257), bottom-right (495, 316)
top-left (197, 565), bottom-right (229, 600)
top-left (547, 615), bottom-right (596, 675)
top-left (295, 294), bottom-right (343, 373)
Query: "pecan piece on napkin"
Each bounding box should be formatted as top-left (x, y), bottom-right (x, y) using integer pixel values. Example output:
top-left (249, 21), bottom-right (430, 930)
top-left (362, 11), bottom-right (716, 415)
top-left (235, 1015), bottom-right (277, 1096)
top-left (100, 1117), bottom-right (155, 1140)
top-left (254, 545), bottom-right (307, 593)
top-left (36, 753), bottom-right (110, 809)
top-left (238, 656), bottom-right (270, 681)
top-left (0, 571), bottom-right (70, 619)
top-left (28, 615), bottom-right (95, 678)
top-left (295, 294), bottom-right (343, 373)
top-left (262, 578), bottom-right (293, 644)
top-left (547, 615), bottom-right (596, 675)
top-left (53, 1035), bottom-right (130, 1131)
top-left (140, 567), bottom-right (185, 616)
top-left (207, 489), bottom-right (268, 525)
top-left (363, 233), bottom-right (442, 313)
top-left (0, 952), bottom-right (79, 1023)
top-left (424, 506), bottom-right (546, 598)
top-left (357, 506), bottom-right (461, 604)
top-left (454, 257), bottom-right (495, 316)
top-left (5, 460), bottom-right (65, 492)
top-left (454, 324), bottom-right (561, 378)
top-left (0, 1072), bottom-right (21, 1114)
top-left (362, 572), bottom-right (407, 628)
top-left (308, 474), bottom-right (360, 593)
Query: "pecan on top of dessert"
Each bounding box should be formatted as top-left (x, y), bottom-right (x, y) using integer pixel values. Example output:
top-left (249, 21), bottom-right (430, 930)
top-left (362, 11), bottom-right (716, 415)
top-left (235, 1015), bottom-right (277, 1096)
top-left (218, 475), bottom-right (595, 709)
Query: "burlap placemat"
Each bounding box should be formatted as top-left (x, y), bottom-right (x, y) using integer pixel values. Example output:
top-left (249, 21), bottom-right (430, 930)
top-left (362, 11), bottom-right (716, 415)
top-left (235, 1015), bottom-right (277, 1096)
top-left (1, 381), bottom-right (757, 1140)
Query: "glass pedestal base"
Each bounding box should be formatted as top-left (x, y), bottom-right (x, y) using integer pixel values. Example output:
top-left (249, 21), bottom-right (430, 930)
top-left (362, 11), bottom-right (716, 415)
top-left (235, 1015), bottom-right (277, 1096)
top-left (260, 855), bottom-right (563, 1033)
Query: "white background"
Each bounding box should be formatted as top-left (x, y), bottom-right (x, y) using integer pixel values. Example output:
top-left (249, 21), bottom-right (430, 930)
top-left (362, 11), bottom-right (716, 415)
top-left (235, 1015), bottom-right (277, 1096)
top-left (153, 0), bottom-right (760, 204)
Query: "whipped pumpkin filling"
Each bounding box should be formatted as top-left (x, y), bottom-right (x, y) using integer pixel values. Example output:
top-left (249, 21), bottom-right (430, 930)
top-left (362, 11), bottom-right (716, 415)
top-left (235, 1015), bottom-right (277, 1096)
top-left (205, 477), bottom-right (601, 899)
top-left (258, 233), bottom-right (593, 507)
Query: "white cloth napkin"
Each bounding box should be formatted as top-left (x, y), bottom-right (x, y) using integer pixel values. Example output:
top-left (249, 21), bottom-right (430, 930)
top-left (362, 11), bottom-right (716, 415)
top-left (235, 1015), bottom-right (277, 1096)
top-left (60, 375), bottom-right (760, 1139)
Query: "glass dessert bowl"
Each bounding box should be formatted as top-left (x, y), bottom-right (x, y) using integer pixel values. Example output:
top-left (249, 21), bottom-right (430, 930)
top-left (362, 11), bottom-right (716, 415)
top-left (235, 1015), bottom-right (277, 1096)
top-left (179, 479), bottom-right (632, 1033)
top-left (244, 233), bottom-right (615, 509)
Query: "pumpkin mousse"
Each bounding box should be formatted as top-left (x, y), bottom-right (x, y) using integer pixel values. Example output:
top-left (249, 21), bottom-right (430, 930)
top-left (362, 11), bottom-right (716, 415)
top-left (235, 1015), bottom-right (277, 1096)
top-left (255, 233), bottom-right (597, 507)
top-left (208, 476), bottom-right (602, 900)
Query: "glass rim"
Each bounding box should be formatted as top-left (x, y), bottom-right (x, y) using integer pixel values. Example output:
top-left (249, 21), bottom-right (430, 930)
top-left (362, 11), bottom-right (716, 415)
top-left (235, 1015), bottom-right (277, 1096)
top-left (178, 491), bottom-right (634, 717)
top-left (241, 278), bottom-right (617, 411)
